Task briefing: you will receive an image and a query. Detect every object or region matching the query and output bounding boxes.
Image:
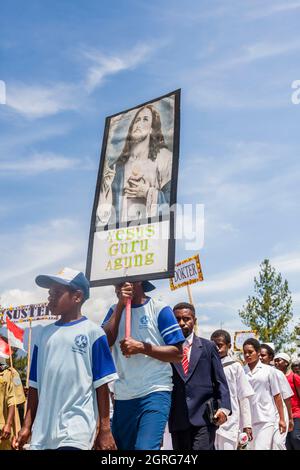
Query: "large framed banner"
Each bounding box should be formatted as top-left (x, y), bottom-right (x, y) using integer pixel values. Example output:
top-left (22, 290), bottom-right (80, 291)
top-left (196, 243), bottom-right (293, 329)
top-left (86, 90), bottom-right (180, 287)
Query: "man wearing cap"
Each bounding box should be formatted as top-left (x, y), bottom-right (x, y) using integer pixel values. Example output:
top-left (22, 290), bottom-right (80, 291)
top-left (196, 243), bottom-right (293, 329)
top-left (102, 281), bottom-right (184, 450)
top-left (275, 352), bottom-right (300, 450)
top-left (13, 267), bottom-right (118, 451)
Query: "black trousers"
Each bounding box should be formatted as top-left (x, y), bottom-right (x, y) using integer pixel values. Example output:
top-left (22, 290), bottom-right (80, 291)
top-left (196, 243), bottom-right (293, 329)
top-left (171, 425), bottom-right (216, 451)
top-left (286, 418), bottom-right (300, 450)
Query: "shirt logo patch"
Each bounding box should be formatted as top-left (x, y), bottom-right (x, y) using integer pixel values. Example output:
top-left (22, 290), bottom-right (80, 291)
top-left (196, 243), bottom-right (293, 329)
top-left (139, 315), bottom-right (150, 328)
top-left (74, 334), bottom-right (88, 349)
top-left (72, 334), bottom-right (88, 354)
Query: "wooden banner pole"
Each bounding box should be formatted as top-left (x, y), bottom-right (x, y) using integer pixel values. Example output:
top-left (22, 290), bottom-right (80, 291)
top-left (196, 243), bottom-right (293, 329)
top-left (187, 284), bottom-right (198, 335)
top-left (24, 318), bottom-right (32, 418)
top-left (8, 347), bottom-right (18, 437)
top-left (25, 319), bottom-right (32, 389)
top-left (125, 298), bottom-right (131, 338)
top-left (187, 284), bottom-right (194, 306)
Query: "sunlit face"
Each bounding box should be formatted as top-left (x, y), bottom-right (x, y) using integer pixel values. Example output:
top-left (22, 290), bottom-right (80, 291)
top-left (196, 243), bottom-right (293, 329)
top-left (48, 284), bottom-right (78, 316)
top-left (212, 337), bottom-right (229, 359)
top-left (174, 308), bottom-right (196, 338)
top-left (131, 108), bottom-right (153, 142)
top-left (260, 348), bottom-right (272, 365)
top-left (243, 344), bottom-right (260, 365)
top-left (274, 357), bottom-right (289, 372)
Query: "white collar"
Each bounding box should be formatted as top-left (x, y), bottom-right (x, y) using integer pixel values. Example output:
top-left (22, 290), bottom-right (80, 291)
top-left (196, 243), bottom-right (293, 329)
top-left (184, 332), bottom-right (194, 346)
top-left (245, 360), bottom-right (263, 374)
top-left (221, 355), bottom-right (233, 364)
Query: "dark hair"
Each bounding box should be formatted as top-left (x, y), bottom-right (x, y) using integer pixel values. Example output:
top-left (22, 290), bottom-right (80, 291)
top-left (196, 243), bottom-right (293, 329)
top-left (117, 105), bottom-right (167, 164)
top-left (260, 343), bottom-right (275, 359)
top-left (243, 338), bottom-right (261, 352)
top-left (211, 329), bottom-right (231, 345)
top-left (173, 302), bottom-right (195, 315)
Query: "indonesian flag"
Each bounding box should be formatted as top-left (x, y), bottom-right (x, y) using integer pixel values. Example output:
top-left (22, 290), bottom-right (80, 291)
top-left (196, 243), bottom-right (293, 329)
top-left (6, 317), bottom-right (25, 350)
top-left (0, 337), bottom-right (10, 359)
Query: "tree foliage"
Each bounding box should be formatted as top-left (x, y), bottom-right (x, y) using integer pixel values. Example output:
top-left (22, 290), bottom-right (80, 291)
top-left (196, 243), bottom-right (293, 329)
top-left (239, 259), bottom-right (295, 351)
top-left (12, 349), bottom-right (27, 384)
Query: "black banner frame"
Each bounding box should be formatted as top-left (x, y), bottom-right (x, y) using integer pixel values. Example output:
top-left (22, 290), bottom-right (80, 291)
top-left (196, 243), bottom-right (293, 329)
top-left (86, 89), bottom-right (181, 287)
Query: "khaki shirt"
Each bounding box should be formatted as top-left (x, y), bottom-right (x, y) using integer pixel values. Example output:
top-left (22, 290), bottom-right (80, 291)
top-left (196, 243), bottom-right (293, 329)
top-left (0, 368), bottom-right (15, 428)
top-left (11, 368), bottom-right (25, 405)
top-left (0, 368), bottom-right (24, 449)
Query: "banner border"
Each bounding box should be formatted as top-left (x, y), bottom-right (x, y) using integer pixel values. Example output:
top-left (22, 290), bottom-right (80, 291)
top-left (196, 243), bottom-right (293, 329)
top-left (86, 89), bottom-right (180, 286)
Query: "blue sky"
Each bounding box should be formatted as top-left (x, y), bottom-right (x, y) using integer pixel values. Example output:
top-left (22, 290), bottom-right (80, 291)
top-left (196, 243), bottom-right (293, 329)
top-left (1, 0), bottom-right (300, 340)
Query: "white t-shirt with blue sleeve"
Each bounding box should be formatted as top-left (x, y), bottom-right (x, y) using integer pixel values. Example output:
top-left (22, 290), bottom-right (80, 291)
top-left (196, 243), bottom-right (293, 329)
top-left (29, 316), bottom-right (118, 450)
top-left (102, 297), bottom-right (184, 400)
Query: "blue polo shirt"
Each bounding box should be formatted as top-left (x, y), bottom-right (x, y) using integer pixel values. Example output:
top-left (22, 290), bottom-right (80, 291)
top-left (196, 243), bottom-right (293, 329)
top-left (29, 316), bottom-right (117, 449)
top-left (102, 297), bottom-right (184, 400)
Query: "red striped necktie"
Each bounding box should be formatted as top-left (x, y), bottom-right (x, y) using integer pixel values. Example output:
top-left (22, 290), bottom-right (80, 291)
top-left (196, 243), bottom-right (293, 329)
top-left (182, 343), bottom-right (190, 375)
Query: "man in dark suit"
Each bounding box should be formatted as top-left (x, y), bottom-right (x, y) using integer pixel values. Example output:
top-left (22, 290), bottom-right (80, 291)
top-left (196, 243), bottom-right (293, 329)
top-left (169, 303), bottom-right (231, 450)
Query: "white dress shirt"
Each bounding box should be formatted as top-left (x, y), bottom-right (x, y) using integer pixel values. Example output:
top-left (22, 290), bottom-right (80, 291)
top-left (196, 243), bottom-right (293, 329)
top-left (244, 360), bottom-right (281, 425)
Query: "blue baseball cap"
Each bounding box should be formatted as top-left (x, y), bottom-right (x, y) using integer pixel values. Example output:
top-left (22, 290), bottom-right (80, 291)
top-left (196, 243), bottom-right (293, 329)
top-left (142, 281), bottom-right (156, 292)
top-left (114, 280), bottom-right (155, 292)
top-left (35, 267), bottom-right (90, 302)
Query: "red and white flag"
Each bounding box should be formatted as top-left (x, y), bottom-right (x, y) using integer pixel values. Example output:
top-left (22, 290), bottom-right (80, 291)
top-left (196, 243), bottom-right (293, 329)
top-left (6, 317), bottom-right (25, 350)
top-left (0, 337), bottom-right (10, 359)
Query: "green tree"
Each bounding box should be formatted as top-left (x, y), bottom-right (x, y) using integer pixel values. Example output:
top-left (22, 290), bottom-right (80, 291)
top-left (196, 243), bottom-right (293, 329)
top-left (239, 259), bottom-right (296, 352)
top-left (12, 348), bottom-right (28, 384)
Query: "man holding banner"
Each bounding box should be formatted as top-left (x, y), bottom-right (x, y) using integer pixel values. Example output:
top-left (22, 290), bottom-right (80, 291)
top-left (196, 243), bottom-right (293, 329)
top-left (102, 281), bottom-right (184, 450)
top-left (90, 91), bottom-right (182, 450)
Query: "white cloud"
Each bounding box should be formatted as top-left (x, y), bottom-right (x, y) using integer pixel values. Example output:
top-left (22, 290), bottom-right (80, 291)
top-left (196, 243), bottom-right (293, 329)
top-left (84, 44), bottom-right (153, 93)
top-left (0, 152), bottom-right (94, 175)
top-left (187, 80), bottom-right (286, 110)
top-left (187, 252), bottom-right (300, 297)
top-left (179, 141), bottom-right (298, 234)
top-left (0, 289), bottom-right (45, 308)
top-left (192, 40), bottom-right (300, 80)
top-left (248, 1), bottom-right (300, 19)
top-left (0, 124), bottom-right (71, 155)
top-left (0, 218), bottom-right (85, 291)
top-left (83, 285), bottom-right (115, 324)
top-left (184, 37), bottom-right (300, 110)
top-left (153, 252), bottom-right (300, 310)
top-left (274, 254), bottom-right (300, 275)
top-left (218, 223), bottom-right (239, 235)
top-left (240, 41), bottom-right (300, 64)
top-left (5, 42), bottom-right (155, 118)
top-left (6, 82), bottom-right (79, 118)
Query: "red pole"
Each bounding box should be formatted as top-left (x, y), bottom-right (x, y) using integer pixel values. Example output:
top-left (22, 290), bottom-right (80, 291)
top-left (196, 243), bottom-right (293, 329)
top-left (125, 298), bottom-right (131, 338)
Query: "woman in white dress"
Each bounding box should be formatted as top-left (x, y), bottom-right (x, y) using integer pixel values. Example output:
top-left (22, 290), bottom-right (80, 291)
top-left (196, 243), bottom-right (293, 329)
top-left (243, 338), bottom-right (286, 450)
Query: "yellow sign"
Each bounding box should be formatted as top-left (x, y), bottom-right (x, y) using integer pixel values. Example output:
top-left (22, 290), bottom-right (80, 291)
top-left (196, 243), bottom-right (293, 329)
top-left (233, 330), bottom-right (258, 352)
top-left (170, 254), bottom-right (203, 291)
top-left (0, 303), bottom-right (55, 324)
